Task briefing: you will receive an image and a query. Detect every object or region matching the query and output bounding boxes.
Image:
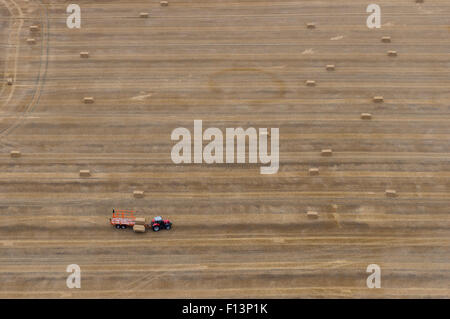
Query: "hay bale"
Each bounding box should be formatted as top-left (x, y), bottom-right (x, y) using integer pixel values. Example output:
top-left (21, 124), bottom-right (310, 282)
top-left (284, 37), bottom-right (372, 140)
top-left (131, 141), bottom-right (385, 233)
top-left (385, 189), bottom-right (397, 197)
top-left (381, 36), bottom-right (391, 43)
top-left (306, 23), bottom-right (315, 29)
top-left (160, 1), bottom-right (169, 6)
top-left (387, 50), bottom-right (397, 57)
top-left (309, 168), bottom-right (319, 176)
top-left (133, 225), bottom-right (146, 233)
top-left (306, 80), bottom-right (316, 86)
top-left (326, 64), bottom-right (335, 71)
top-left (6, 78), bottom-right (13, 85)
top-left (373, 96), bottom-right (384, 103)
top-left (29, 25), bottom-right (39, 32)
top-left (135, 217), bottom-right (146, 225)
top-left (331, 204), bottom-right (338, 212)
top-left (321, 149), bottom-right (332, 157)
top-left (139, 12), bottom-right (149, 18)
top-left (26, 38), bottom-right (36, 44)
top-left (80, 51), bottom-right (89, 58)
top-left (133, 190), bottom-right (144, 198)
top-left (306, 211), bottom-right (319, 219)
top-left (79, 170), bottom-right (91, 177)
top-left (416, 0), bottom-right (424, 3)
top-left (10, 150), bottom-right (21, 158)
top-left (361, 113), bottom-right (372, 120)
top-left (83, 97), bottom-right (95, 104)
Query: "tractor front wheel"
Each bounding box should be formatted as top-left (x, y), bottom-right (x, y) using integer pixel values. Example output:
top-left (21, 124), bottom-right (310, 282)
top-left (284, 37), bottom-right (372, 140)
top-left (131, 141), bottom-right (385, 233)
top-left (115, 225), bottom-right (121, 229)
top-left (165, 224), bottom-right (171, 230)
top-left (152, 226), bottom-right (160, 232)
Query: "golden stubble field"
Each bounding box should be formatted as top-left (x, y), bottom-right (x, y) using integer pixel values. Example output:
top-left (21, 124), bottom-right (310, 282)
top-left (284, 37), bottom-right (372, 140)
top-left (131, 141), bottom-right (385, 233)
top-left (0, 0), bottom-right (449, 298)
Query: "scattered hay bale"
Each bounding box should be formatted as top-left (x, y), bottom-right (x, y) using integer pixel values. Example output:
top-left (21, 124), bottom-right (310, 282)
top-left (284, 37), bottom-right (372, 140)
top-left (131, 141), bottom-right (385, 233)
top-left (309, 168), bottom-right (319, 176)
top-left (10, 150), bottom-right (21, 158)
top-left (79, 170), bottom-right (91, 177)
top-left (385, 189), bottom-right (397, 197)
top-left (361, 113), bottom-right (372, 120)
top-left (387, 50), bottom-right (397, 57)
top-left (306, 211), bottom-right (319, 219)
top-left (133, 225), bottom-right (146, 233)
top-left (306, 23), bottom-right (315, 29)
top-left (381, 36), bottom-right (391, 43)
top-left (331, 204), bottom-right (338, 212)
top-left (326, 64), bottom-right (335, 71)
top-left (29, 25), bottom-right (39, 32)
top-left (133, 190), bottom-right (144, 198)
top-left (306, 80), bottom-right (316, 86)
top-left (135, 217), bottom-right (146, 225)
top-left (321, 149), bottom-right (333, 157)
top-left (6, 77), bottom-right (13, 85)
top-left (80, 51), bottom-right (89, 58)
top-left (373, 96), bottom-right (384, 103)
top-left (160, 1), bottom-right (169, 6)
top-left (139, 12), bottom-right (149, 18)
top-left (26, 38), bottom-right (36, 44)
top-left (83, 97), bottom-right (95, 104)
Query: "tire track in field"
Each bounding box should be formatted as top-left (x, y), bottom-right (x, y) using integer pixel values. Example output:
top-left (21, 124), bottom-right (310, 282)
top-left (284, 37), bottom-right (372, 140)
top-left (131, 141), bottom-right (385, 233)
top-left (0, 0), bottom-right (49, 140)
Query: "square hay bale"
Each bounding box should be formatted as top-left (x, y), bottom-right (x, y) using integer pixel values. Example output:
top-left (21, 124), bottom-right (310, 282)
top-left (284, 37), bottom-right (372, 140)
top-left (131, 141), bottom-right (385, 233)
top-left (381, 36), bottom-right (391, 43)
top-left (10, 150), bottom-right (21, 158)
top-left (306, 211), bottom-right (319, 219)
top-left (133, 225), bottom-right (146, 233)
top-left (83, 97), bottom-right (95, 104)
top-left (6, 77), bottom-right (13, 85)
top-left (133, 190), bottom-right (144, 198)
top-left (326, 64), bottom-right (335, 71)
top-left (385, 189), bottom-right (397, 197)
top-left (80, 51), bottom-right (89, 58)
top-left (160, 1), bottom-right (169, 6)
top-left (309, 168), bottom-right (319, 176)
top-left (139, 12), bottom-right (149, 18)
top-left (361, 113), bottom-right (372, 120)
top-left (26, 38), bottom-right (36, 44)
top-left (306, 22), bottom-right (315, 29)
top-left (306, 80), bottom-right (316, 86)
top-left (29, 25), bottom-right (39, 32)
top-left (321, 149), bottom-right (333, 157)
top-left (79, 170), bottom-right (91, 177)
top-left (373, 96), bottom-right (384, 103)
top-left (387, 50), bottom-right (397, 57)
top-left (135, 217), bottom-right (146, 225)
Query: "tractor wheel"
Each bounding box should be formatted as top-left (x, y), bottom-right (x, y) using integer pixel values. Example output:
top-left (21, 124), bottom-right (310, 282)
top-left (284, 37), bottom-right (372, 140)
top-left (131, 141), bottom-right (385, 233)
top-left (121, 225), bottom-right (127, 229)
top-left (152, 225), bottom-right (160, 232)
top-left (165, 224), bottom-right (171, 230)
top-left (115, 224), bottom-right (121, 229)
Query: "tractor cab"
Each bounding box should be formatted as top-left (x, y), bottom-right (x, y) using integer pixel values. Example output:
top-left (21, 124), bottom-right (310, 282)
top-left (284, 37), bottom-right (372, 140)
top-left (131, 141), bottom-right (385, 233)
top-left (150, 216), bottom-right (172, 231)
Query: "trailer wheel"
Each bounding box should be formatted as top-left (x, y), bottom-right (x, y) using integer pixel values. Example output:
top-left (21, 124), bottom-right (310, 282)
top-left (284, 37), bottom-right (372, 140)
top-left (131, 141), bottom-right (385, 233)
top-left (115, 224), bottom-right (121, 229)
top-left (121, 225), bottom-right (127, 229)
top-left (152, 225), bottom-right (160, 232)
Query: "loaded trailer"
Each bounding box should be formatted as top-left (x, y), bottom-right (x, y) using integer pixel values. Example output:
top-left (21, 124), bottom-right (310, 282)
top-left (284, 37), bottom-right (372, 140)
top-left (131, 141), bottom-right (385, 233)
top-left (109, 209), bottom-right (172, 233)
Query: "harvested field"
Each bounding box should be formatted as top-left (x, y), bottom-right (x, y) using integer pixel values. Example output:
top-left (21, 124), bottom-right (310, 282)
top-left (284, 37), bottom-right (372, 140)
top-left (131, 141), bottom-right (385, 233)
top-left (0, 0), bottom-right (449, 298)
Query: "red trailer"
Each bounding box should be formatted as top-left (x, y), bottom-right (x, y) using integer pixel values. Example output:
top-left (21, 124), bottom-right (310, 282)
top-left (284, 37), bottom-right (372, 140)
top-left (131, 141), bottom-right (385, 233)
top-left (110, 209), bottom-right (137, 229)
